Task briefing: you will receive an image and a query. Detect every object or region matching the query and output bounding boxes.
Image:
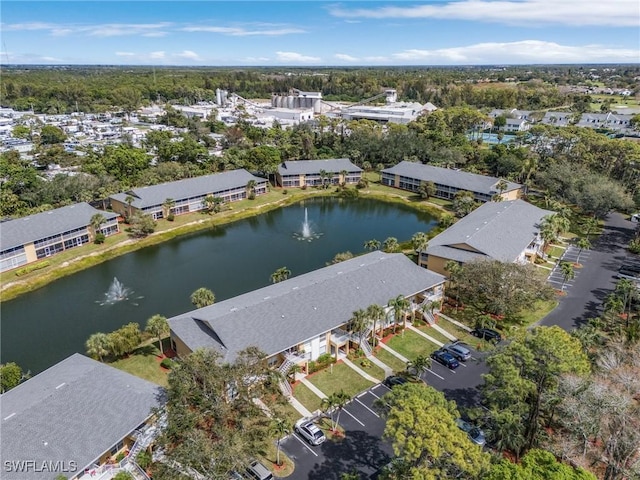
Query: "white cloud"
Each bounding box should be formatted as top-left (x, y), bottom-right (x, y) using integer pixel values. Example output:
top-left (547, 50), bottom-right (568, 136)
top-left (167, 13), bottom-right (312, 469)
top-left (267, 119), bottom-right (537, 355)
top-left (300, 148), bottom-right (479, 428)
top-left (115, 52), bottom-right (136, 57)
top-left (0, 51), bottom-right (63, 64)
top-left (329, 0), bottom-right (639, 27)
top-left (275, 51), bottom-right (321, 63)
top-left (2, 21), bottom-right (173, 37)
top-left (1, 22), bottom-right (58, 31)
top-left (149, 51), bottom-right (166, 59)
top-left (245, 56), bottom-right (271, 62)
top-left (181, 26), bottom-right (305, 36)
top-left (335, 53), bottom-right (359, 62)
top-left (391, 40), bottom-right (640, 64)
top-left (174, 50), bottom-right (201, 61)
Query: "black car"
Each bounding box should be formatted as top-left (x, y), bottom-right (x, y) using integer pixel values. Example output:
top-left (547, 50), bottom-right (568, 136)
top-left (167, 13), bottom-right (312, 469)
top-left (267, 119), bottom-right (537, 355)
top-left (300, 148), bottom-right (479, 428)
top-left (383, 375), bottom-right (409, 388)
top-left (430, 350), bottom-right (460, 370)
top-left (470, 328), bottom-right (502, 343)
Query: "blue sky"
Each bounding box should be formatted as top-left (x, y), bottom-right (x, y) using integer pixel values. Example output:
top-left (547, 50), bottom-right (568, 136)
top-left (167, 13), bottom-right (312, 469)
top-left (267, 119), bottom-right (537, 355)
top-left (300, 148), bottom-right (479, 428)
top-left (1, 1), bottom-right (639, 65)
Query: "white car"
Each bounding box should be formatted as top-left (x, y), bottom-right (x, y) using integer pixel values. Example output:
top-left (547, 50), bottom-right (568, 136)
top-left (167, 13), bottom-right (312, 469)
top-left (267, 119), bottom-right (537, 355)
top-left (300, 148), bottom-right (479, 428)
top-left (294, 419), bottom-right (327, 446)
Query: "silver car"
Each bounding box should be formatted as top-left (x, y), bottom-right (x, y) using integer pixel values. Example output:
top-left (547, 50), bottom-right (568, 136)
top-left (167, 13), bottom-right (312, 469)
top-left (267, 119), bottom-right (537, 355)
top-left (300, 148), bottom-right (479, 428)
top-left (456, 418), bottom-right (486, 447)
top-left (294, 419), bottom-right (327, 446)
top-left (443, 343), bottom-right (471, 361)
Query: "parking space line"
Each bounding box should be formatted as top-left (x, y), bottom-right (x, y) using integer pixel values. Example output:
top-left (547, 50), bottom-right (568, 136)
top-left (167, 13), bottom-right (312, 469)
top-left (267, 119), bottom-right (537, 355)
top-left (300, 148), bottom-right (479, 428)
top-left (355, 397), bottom-right (380, 418)
top-left (425, 369), bottom-right (444, 380)
top-left (342, 405), bottom-right (365, 426)
top-left (292, 434), bottom-right (318, 456)
top-left (368, 389), bottom-right (382, 399)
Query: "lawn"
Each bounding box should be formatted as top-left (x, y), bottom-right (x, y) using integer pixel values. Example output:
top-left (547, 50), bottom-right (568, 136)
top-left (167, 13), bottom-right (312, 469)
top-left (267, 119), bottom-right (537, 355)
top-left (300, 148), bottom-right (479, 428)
top-left (416, 325), bottom-right (451, 345)
top-left (547, 245), bottom-right (567, 259)
top-left (271, 401), bottom-right (303, 426)
top-left (306, 362), bottom-right (374, 399)
top-left (432, 318), bottom-right (478, 345)
top-left (514, 299), bottom-right (558, 326)
top-left (352, 358), bottom-right (386, 381)
top-left (385, 329), bottom-right (439, 361)
top-left (292, 382), bottom-right (324, 413)
top-left (373, 348), bottom-right (407, 374)
top-left (109, 344), bottom-right (169, 387)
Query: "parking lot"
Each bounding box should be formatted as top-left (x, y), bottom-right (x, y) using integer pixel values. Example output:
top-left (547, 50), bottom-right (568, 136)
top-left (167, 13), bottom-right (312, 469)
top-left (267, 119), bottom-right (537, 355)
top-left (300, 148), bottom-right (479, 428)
top-left (281, 342), bottom-right (491, 479)
top-left (547, 245), bottom-right (590, 291)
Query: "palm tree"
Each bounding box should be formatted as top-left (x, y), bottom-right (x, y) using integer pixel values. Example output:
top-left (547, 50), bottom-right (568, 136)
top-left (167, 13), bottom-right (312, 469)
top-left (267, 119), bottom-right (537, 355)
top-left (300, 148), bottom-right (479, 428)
top-left (382, 237), bottom-right (399, 253)
top-left (162, 198), bottom-right (175, 218)
top-left (270, 266), bottom-right (291, 284)
top-left (366, 304), bottom-right (386, 346)
top-left (89, 213), bottom-right (105, 236)
top-left (575, 237), bottom-right (591, 264)
top-left (348, 309), bottom-right (369, 351)
top-left (145, 314), bottom-right (169, 357)
top-left (388, 295), bottom-right (410, 333)
top-left (270, 417), bottom-right (292, 466)
top-left (322, 390), bottom-right (351, 432)
top-left (86, 332), bottom-right (111, 362)
top-left (190, 287), bottom-right (215, 308)
top-left (246, 179), bottom-right (257, 199)
top-left (124, 195), bottom-right (135, 219)
top-left (363, 239), bottom-right (381, 251)
top-left (203, 195), bottom-right (223, 214)
top-left (560, 262), bottom-right (575, 290)
top-left (495, 179), bottom-right (509, 199)
top-left (406, 354), bottom-right (431, 379)
top-left (339, 169), bottom-right (348, 186)
top-left (411, 232), bottom-right (429, 263)
top-left (614, 279), bottom-right (638, 327)
top-left (582, 217), bottom-right (599, 238)
top-left (444, 260), bottom-right (463, 310)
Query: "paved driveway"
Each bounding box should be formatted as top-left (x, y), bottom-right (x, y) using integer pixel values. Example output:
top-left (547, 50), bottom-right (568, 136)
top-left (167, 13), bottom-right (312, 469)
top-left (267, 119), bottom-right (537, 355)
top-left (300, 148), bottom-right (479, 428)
top-left (540, 213), bottom-right (638, 331)
top-left (547, 245), bottom-right (588, 291)
top-left (281, 384), bottom-right (394, 480)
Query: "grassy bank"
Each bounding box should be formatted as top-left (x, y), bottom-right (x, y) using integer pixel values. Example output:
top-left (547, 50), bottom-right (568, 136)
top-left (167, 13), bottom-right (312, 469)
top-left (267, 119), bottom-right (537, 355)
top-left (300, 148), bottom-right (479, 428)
top-left (0, 183), bottom-right (444, 301)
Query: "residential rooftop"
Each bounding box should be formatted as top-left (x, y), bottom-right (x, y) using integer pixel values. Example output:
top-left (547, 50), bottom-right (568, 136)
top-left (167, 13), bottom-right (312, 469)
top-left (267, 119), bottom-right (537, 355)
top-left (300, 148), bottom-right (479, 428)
top-left (110, 169), bottom-right (266, 209)
top-left (0, 203), bottom-right (117, 251)
top-left (168, 252), bottom-right (445, 362)
top-left (423, 199), bottom-right (553, 263)
top-left (0, 354), bottom-right (164, 480)
top-left (382, 161), bottom-right (521, 196)
top-left (277, 158), bottom-right (362, 176)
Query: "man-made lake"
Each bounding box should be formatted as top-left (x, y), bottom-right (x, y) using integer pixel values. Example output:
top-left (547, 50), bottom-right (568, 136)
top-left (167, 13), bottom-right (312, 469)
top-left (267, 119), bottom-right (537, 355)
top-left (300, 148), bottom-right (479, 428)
top-left (0, 197), bottom-right (437, 374)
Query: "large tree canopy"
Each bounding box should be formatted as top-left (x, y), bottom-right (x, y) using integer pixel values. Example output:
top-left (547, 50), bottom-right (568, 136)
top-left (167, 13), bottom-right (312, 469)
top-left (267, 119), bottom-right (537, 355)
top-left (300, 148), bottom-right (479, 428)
top-left (380, 383), bottom-right (490, 480)
top-left (154, 347), bottom-right (283, 480)
top-left (455, 260), bottom-right (555, 319)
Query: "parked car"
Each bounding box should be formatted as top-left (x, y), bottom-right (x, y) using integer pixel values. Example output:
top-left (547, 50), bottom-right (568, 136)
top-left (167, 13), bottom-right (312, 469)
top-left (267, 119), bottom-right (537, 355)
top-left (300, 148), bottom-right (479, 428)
top-left (430, 350), bottom-right (460, 369)
top-left (470, 328), bottom-right (502, 343)
top-left (617, 264), bottom-right (640, 282)
top-left (442, 342), bottom-right (471, 361)
top-left (246, 460), bottom-right (273, 480)
top-left (455, 418), bottom-right (486, 447)
top-left (383, 375), bottom-right (409, 388)
top-left (294, 419), bottom-right (327, 446)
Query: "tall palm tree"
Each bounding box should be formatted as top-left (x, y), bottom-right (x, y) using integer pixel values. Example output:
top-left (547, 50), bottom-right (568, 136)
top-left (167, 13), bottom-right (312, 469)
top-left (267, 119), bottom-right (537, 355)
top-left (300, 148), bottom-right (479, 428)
top-left (366, 304), bottom-right (386, 346)
top-left (495, 179), bottom-right (509, 199)
top-left (124, 195), bottom-right (135, 219)
top-left (614, 279), bottom-right (638, 328)
top-left (270, 417), bottom-right (292, 466)
top-left (582, 217), bottom-right (599, 238)
top-left (411, 232), bottom-right (429, 263)
top-left (382, 237), bottom-right (399, 253)
top-left (246, 179), bottom-right (257, 198)
top-left (86, 332), bottom-right (111, 362)
top-left (270, 266), bottom-right (291, 284)
top-left (560, 262), bottom-right (575, 290)
top-left (388, 295), bottom-right (410, 333)
top-left (444, 260), bottom-right (463, 309)
top-left (575, 237), bottom-right (591, 264)
top-left (190, 287), bottom-right (215, 308)
top-left (363, 239), bottom-right (381, 251)
top-left (89, 213), bottom-right (105, 237)
top-left (162, 198), bottom-right (175, 218)
top-left (322, 390), bottom-right (351, 432)
top-left (348, 309), bottom-right (369, 351)
top-left (145, 314), bottom-right (169, 356)
top-left (406, 354), bottom-right (431, 379)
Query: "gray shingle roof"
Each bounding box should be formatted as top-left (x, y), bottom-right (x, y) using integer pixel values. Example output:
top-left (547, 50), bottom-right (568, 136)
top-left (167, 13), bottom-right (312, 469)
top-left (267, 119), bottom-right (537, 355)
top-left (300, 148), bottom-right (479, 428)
top-left (424, 200), bottom-right (553, 262)
top-left (382, 161), bottom-right (521, 196)
top-left (278, 159), bottom-right (362, 176)
top-left (0, 354), bottom-right (164, 479)
top-left (169, 252), bottom-right (445, 362)
top-left (0, 203), bottom-right (117, 251)
top-left (110, 169), bottom-right (267, 209)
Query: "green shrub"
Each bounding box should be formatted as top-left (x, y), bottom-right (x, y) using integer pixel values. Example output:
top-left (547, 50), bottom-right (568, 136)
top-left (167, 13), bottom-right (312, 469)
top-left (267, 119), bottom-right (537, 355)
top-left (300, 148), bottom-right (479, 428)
top-left (15, 261), bottom-right (50, 276)
top-left (360, 359), bottom-right (372, 369)
top-left (248, 192), bottom-right (256, 200)
top-left (167, 213), bottom-right (175, 222)
top-left (628, 239), bottom-right (640, 254)
top-left (282, 189), bottom-right (288, 195)
top-left (115, 452), bottom-right (126, 463)
top-left (136, 450), bottom-right (152, 469)
top-left (94, 233), bottom-right (106, 244)
top-left (113, 472), bottom-right (133, 480)
top-left (160, 358), bottom-right (174, 369)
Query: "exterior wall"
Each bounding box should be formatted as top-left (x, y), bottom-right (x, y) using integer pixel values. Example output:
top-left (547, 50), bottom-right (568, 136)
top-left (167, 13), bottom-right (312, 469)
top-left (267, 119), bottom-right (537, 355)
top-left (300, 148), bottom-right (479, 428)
top-left (110, 198), bottom-right (130, 218)
top-left (426, 255), bottom-right (453, 276)
top-left (501, 189), bottom-right (521, 201)
top-left (171, 332), bottom-right (193, 358)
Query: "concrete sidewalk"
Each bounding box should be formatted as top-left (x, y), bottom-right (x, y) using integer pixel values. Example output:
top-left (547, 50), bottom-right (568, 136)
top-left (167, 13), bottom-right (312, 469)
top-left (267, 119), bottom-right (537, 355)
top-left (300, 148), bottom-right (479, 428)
top-left (377, 341), bottom-right (409, 363)
top-left (407, 324), bottom-right (444, 347)
top-left (300, 377), bottom-right (328, 399)
top-left (340, 356), bottom-right (379, 383)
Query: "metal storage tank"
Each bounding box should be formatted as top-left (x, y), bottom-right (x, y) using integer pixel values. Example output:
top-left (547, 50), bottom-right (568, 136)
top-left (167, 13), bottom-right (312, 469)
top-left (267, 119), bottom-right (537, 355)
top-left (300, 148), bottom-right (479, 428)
top-left (314, 99), bottom-right (322, 114)
top-left (287, 96), bottom-right (294, 109)
top-left (271, 94), bottom-right (277, 107)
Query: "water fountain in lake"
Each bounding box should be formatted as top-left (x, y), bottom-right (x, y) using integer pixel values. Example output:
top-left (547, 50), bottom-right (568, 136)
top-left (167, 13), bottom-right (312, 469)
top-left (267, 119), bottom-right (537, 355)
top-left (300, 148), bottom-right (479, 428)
top-left (293, 208), bottom-right (322, 242)
top-left (98, 277), bottom-right (137, 306)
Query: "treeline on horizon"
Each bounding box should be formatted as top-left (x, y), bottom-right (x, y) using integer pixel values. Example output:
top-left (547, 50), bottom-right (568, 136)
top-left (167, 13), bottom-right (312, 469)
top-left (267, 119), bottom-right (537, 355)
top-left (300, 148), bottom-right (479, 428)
top-left (2, 64), bottom-right (639, 114)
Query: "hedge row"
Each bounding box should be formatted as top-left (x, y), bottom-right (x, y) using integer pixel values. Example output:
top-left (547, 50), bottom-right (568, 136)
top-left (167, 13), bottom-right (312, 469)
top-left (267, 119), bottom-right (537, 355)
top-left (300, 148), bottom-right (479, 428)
top-left (15, 261), bottom-right (50, 277)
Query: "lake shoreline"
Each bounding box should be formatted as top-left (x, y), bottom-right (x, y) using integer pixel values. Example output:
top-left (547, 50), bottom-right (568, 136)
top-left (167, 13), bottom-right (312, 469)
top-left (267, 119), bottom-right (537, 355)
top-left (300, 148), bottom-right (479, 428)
top-left (0, 186), bottom-right (444, 302)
